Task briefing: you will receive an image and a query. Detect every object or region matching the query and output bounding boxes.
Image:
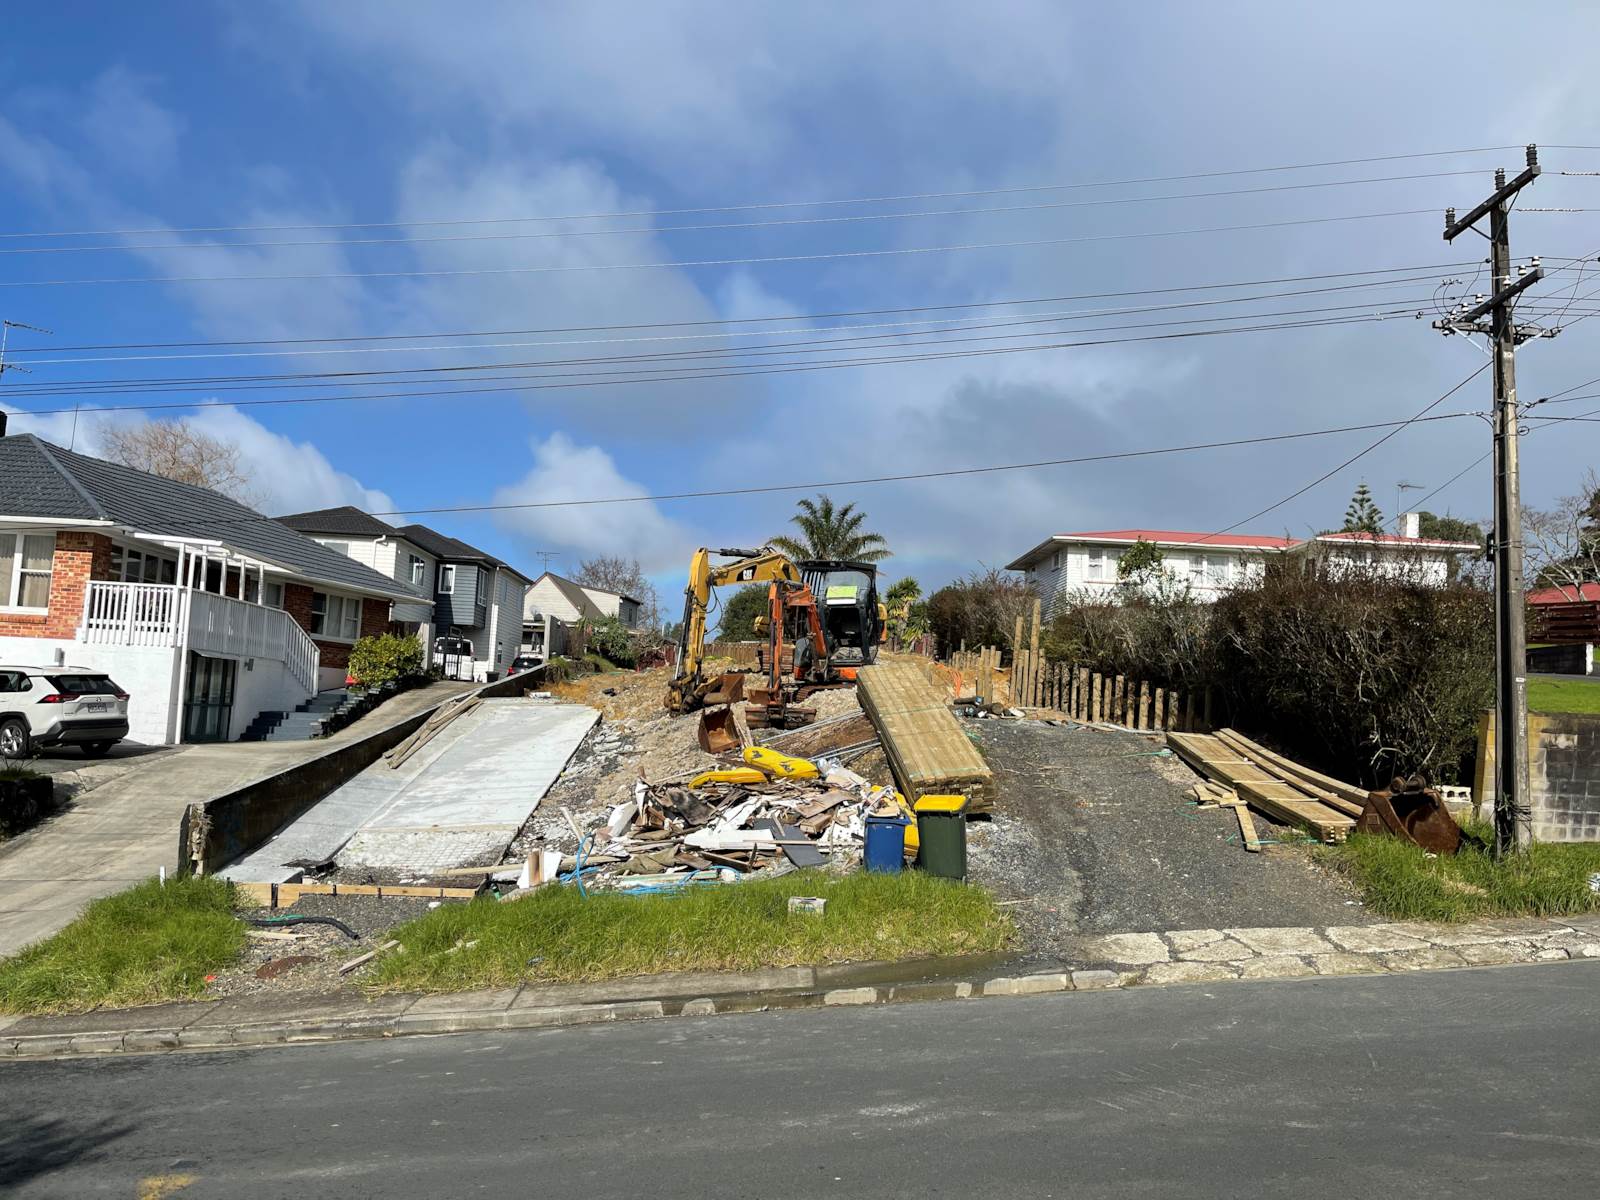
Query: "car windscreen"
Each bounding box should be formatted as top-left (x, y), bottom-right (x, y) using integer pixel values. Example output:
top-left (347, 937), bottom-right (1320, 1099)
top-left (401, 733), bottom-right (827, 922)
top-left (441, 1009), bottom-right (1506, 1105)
top-left (48, 674), bottom-right (123, 695)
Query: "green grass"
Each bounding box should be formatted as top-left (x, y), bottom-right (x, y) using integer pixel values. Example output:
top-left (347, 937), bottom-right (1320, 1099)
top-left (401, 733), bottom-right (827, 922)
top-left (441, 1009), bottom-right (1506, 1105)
top-left (1323, 821), bottom-right (1600, 922)
top-left (0, 876), bottom-right (245, 1014)
top-left (369, 869), bottom-right (1013, 994)
top-left (1527, 675), bottom-right (1600, 714)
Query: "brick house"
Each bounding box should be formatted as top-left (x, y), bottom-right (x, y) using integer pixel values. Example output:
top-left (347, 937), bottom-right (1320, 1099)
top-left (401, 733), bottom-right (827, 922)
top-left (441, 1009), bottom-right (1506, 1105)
top-left (0, 430), bottom-right (426, 744)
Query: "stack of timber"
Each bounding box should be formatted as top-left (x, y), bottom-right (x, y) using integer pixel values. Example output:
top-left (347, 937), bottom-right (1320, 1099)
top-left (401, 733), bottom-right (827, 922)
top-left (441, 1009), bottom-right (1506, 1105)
top-left (1166, 727), bottom-right (1361, 843)
top-left (858, 661), bottom-right (993, 813)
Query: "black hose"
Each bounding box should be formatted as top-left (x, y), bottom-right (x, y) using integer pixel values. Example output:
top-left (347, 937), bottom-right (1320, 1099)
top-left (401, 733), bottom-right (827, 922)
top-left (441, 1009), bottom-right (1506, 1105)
top-left (246, 915), bottom-right (361, 940)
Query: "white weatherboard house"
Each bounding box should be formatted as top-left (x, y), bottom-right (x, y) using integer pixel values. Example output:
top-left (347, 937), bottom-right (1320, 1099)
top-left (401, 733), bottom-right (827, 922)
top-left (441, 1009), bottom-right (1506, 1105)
top-left (0, 431), bottom-right (427, 744)
top-left (277, 506), bottom-right (441, 649)
top-left (1007, 514), bottom-right (1480, 614)
top-left (521, 571), bottom-right (644, 662)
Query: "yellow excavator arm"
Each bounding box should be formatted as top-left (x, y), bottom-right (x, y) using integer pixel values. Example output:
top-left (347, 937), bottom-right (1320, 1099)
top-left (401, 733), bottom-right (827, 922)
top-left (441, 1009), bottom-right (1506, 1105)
top-left (666, 546), bottom-right (801, 713)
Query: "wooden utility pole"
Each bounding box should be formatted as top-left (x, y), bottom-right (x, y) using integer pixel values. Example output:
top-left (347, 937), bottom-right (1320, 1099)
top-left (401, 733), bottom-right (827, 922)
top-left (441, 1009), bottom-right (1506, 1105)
top-left (1436, 145), bottom-right (1542, 855)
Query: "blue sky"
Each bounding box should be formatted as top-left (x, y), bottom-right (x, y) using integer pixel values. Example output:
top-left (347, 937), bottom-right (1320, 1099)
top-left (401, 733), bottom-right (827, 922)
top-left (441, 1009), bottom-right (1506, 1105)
top-left (5, 3), bottom-right (1600, 602)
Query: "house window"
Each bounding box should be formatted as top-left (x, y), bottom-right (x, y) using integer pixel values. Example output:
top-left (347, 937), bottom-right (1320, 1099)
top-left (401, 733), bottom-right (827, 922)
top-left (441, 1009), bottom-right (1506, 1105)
top-left (1207, 556), bottom-right (1229, 584)
top-left (409, 555), bottom-right (425, 587)
top-left (263, 581), bottom-right (284, 609)
top-left (438, 565), bottom-right (456, 594)
top-left (0, 533), bottom-right (54, 610)
top-left (311, 591), bottom-right (362, 641)
top-left (321, 541), bottom-right (351, 558)
top-left (1051, 550), bottom-right (1062, 571)
top-left (1087, 548), bottom-right (1105, 580)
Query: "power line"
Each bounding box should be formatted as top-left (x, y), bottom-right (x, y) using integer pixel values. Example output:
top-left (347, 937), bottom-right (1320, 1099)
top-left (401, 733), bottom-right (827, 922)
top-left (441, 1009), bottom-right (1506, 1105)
top-left (1168, 362), bottom-right (1492, 548)
top-left (0, 261), bottom-right (1485, 357)
top-left (0, 170), bottom-right (1499, 258)
top-left (0, 208), bottom-right (1444, 288)
top-left (4, 269), bottom-right (1471, 369)
top-left (84, 408), bottom-right (1495, 533)
top-left (0, 291), bottom-right (1464, 396)
top-left (1, 307), bottom-right (1454, 418)
top-left (0, 146), bottom-right (1537, 243)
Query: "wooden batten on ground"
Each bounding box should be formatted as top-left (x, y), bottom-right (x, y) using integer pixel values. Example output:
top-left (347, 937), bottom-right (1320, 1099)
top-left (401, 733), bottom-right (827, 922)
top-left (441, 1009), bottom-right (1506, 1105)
top-left (858, 661), bottom-right (993, 813)
top-left (1167, 730), bottom-right (1358, 843)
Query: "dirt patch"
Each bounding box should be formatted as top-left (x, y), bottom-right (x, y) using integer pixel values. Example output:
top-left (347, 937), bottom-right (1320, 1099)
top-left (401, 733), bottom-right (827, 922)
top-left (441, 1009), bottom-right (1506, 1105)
top-left (208, 891), bottom-right (460, 1000)
top-left (966, 718), bottom-right (1370, 963)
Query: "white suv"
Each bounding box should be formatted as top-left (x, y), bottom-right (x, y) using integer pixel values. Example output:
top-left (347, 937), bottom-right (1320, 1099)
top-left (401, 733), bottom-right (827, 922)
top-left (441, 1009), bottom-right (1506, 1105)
top-left (0, 666), bottom-right (131, 759)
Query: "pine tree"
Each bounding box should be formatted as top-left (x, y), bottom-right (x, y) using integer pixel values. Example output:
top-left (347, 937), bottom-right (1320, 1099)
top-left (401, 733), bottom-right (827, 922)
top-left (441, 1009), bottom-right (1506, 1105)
top-left (1342, 483), bottom-right (1384, 536)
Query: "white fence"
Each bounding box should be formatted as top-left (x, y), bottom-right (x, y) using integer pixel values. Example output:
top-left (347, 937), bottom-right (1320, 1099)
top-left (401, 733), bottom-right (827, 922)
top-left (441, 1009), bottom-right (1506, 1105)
top-left (79, 581), bottom-right (320, 696)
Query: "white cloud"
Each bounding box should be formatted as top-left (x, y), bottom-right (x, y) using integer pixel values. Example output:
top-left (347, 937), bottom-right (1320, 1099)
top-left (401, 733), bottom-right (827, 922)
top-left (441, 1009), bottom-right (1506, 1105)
top-left (490, 432), bottom-right (689, 571)
top-left (1, 402), bottom-right (392, 516)
top-left (78, 67), bottom-right (184, 178)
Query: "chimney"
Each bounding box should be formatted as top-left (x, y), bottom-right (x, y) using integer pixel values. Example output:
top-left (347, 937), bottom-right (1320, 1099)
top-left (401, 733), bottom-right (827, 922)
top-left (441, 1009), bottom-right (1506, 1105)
top-left (1401, 511), bottom-right (1421, 539)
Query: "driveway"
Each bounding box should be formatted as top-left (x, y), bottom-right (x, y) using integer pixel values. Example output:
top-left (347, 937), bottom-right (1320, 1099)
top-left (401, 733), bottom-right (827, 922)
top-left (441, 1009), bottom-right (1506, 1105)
top-left (968, 719), bottom-right (1369, 961)
top-left (0, 681), bottom-right (473, 958)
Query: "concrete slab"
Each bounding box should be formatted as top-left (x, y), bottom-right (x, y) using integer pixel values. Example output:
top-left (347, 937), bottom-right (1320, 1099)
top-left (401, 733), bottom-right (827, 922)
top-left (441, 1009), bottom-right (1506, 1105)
top-left (2, 1000), bottom-right (216, 1036)
top-left (186, 989), bottom-right (418, 1028)
top-left (221, 698), bottom-right (596, 880)
top-left (338, 701), bottom-right (598, 872)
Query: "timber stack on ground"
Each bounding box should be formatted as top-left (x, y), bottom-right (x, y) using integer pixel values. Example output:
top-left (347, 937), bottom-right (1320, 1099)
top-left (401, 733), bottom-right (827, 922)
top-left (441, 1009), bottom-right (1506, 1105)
top-left (1166, 727), bottom-right (1360, 842)
top-left (858, 661), bottom-right (993, 814)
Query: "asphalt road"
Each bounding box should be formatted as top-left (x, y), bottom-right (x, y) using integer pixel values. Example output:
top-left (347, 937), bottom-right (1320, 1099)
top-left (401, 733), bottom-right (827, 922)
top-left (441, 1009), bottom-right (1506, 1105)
top-left (4, 962), bottom-right (1598, 1197)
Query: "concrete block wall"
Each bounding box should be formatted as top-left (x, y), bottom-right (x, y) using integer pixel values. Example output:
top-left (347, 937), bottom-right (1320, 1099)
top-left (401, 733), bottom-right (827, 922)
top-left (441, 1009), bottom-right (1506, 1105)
top-left (1476, 709), bottom-right (1600, 842)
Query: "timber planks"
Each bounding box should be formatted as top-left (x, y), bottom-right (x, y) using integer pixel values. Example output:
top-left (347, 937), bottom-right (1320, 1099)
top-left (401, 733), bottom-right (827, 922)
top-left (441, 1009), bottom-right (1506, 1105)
top-left (1213, 728), bottom-right (1368, 816)
top-left (858, 662), bottom-right (993, 813)
top-left (1167, 731), bottom-right (1355, 842)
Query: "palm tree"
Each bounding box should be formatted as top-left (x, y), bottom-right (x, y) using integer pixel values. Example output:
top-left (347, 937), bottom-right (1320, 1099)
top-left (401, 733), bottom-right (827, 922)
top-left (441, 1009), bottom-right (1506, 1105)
top-left (771, 494), bottom-right (891, 563)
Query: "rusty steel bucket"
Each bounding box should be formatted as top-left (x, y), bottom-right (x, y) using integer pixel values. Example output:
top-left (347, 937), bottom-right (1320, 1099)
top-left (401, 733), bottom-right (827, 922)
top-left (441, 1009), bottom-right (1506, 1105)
top-left (1355, 774), bottom-right (1463, 855)
top-left (697, 706), bottom-right (740, 754)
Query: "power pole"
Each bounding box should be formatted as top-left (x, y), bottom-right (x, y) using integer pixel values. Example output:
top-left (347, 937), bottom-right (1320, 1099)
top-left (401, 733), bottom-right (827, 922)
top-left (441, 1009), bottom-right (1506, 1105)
top-left (1435, 144), bottom-right (1542, 855)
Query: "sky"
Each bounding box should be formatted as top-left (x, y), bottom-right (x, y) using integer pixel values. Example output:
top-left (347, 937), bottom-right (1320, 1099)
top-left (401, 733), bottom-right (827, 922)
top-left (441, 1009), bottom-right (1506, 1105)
top-left (4, 3), bottom-right (1600, 605)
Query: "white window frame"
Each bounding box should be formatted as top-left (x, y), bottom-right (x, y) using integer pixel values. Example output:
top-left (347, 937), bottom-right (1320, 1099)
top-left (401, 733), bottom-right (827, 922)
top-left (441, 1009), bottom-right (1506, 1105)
top-left (1086, 547), bottom-right (1106, 581)
top-left (310, 591), bottom-right (363, 642)
top-left (409, 554), bottom-right (426, 587)
top-left (0, 531), bottom-right (55, 612)
top-left (438, 564), bottom-right (456, 595)
top-left (320, 540), bottom-right (352, 558)
top-left (263, 580), bottom-right (284, 609)
top-left (1051, 549), bottom-right (1061, 571)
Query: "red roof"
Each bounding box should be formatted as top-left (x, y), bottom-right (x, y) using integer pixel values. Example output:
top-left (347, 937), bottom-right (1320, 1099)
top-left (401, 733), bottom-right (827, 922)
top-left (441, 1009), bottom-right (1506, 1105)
top-left (1527, 582), bottom-right (1600, 605)
top-left (1050, 529), bottom-right (1299, 550)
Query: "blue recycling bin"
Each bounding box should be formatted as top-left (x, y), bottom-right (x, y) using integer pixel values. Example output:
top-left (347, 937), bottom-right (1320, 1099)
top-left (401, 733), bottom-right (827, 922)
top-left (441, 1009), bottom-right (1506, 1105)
top-left (863, 813), bottom-right (909, 873)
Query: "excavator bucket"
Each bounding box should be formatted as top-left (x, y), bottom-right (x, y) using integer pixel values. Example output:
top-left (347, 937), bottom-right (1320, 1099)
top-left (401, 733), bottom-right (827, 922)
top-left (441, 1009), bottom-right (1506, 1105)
top-left (704, 671), bottom-right (746, 706)
top-left (697, 706), bottom-right (741, 754)
top-left (1355, 775), bottom-right (1463, 855)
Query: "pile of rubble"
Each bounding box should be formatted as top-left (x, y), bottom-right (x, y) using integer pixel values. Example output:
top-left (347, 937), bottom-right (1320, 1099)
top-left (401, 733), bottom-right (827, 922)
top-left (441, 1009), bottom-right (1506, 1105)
top-left (509, 747), bottom-right (911, 896)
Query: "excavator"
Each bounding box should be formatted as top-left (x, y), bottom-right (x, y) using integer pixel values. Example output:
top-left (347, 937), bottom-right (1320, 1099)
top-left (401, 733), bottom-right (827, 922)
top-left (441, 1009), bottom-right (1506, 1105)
top-left (666, 546), bottom-right (886, 751)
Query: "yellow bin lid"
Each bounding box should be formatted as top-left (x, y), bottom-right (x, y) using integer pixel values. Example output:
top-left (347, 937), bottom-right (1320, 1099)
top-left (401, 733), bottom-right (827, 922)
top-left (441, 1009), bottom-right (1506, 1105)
top-left (914, 794), bottom-right (968, 814)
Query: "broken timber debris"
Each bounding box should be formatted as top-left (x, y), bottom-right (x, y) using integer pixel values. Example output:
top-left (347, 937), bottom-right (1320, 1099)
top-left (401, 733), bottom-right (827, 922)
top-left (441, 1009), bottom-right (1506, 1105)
top-left (857, 662), bottom-right (994, 814)
top-left (1167, 729), bottom-right (1358, 843)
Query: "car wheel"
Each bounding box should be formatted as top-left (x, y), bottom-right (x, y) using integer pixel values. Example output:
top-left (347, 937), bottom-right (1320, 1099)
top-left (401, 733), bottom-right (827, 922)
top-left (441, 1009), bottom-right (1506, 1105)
top-left (0, 718), bottom-right (32, 760)
top-left (81, 741), bottom-right (114, 758)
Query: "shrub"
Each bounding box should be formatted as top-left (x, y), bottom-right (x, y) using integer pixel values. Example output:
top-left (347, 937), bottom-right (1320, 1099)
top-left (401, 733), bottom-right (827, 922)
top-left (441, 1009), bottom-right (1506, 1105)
top-left (583, 615), bottom-right (637, 667)
top-left (927, 568), bottom-right (1038, 658)
top-left (347, 632), bottom-right (425, 689)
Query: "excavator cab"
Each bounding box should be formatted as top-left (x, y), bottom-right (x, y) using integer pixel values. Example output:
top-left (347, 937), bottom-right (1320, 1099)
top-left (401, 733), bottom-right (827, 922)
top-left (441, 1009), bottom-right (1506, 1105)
top-left (800, 561), bottom-right (885, 673)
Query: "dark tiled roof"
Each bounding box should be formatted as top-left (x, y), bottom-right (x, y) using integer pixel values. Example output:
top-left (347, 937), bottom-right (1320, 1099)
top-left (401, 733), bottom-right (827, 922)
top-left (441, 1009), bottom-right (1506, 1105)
top-left (534, 571), bottom-right (604, 620)
top-left (0, 434), bottom-right (422, 601)
top-left (279, 505), bottom-right (398, 538)
top-left (397, 523), bottom-right (533, 583)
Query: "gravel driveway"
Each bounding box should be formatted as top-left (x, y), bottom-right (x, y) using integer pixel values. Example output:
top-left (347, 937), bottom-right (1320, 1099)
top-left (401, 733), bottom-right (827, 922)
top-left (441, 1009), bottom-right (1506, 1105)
top-left (966, 719), bottom-right (1369, 963)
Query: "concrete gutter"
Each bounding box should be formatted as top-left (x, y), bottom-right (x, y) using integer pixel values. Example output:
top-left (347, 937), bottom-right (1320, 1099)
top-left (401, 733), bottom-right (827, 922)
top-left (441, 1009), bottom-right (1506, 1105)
top-left (4, 916), bottom-right (1597, 1061)
top-left (179, 668), bottom-right (546, 877)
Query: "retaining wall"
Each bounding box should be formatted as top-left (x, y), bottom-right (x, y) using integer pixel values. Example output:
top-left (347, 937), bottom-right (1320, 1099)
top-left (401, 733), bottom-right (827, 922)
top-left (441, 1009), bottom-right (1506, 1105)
top-left (178, 669), bottom-right (545, 876)
top-left (1475, 708), bottom-right (1600, 842)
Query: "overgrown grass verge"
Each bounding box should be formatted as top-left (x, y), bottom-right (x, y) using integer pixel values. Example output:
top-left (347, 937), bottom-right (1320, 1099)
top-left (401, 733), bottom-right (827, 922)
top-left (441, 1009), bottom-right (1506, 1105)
top-left (0, 876), bottom-right (244, 1015)
top-left (369, 870), bottom-right (1012, 994)
top-left (1322, 822), bottom-right (1600, 922)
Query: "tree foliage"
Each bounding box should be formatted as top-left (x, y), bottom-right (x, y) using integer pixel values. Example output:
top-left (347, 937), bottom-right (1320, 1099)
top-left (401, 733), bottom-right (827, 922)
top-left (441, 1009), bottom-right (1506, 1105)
top-left (1416, 511), bottom-right (1484, 548)
top-left (716, 584), bottom-right (769, 642)
top-left (98, 419), bottom-right (258, 505)
top-left (1525, 470), bottom-right (1600, 593)
top-left (583, 615), bottom-right (638, 666)
top-left (1116, 537), bottom-right (1165, 582)
top-left (770, 494), bottom-right (891, 563)
top-left (1341, 482), bottom-right (1384, 535)
top-left (884, 577), bottom-right (927, 645)
top-left (925, 569), bottom-right (1037, 658)
top-left (574, 555), bottom-right (660, 631)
